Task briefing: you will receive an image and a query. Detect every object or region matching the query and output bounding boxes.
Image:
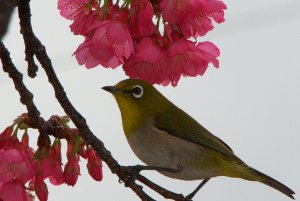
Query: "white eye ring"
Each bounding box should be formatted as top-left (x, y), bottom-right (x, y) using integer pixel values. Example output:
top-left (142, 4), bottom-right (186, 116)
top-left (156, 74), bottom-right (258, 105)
top-left (132, 85), bottom-right (143, 98)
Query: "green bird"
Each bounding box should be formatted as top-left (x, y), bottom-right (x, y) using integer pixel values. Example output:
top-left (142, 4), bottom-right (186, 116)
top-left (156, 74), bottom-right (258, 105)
top-left (102, 79), bottom-right (295, 200)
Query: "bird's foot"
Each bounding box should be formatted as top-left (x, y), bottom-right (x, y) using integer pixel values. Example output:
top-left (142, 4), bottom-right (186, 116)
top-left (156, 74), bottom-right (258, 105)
top-left (120, 165), bottom-right (180, 186)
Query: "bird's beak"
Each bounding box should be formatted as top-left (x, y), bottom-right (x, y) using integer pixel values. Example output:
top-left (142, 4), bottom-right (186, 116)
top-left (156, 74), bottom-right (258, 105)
top-left (102, 86), bottom-right (123, 95)
top-left (102, 86), bottom-right (116, 93)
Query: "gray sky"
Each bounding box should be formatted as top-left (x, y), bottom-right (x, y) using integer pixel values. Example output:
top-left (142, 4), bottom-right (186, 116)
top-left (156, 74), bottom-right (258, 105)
top-left (1, 0), bottom-right (299, 200)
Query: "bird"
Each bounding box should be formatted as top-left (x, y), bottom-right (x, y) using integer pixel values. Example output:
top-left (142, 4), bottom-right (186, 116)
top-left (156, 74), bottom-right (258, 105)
top-left (102, 78), bottom-right (295, 200)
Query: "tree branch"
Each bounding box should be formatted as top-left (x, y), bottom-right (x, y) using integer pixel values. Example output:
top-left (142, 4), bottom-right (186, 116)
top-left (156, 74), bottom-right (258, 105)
top-left (0, 41), bottom-right (45, 134)
top-left (17, 0), bottom-right (38, 78)
top-left (137, 175), bottom-right (186, 201)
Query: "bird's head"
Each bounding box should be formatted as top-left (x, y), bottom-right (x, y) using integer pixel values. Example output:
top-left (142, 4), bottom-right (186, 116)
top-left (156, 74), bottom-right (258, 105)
top-left (102, 79), bottom-right (170, 135)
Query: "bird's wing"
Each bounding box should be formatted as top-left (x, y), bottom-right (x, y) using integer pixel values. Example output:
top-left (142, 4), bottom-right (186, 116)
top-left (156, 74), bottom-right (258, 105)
top-left (154, 107), bottom-right (244, 163)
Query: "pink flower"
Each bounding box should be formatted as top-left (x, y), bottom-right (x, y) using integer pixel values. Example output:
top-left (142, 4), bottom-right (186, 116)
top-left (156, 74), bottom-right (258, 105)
top-left (74, 38), bottom-right (102, 68)
top-left (58, 0), bottom-right (101, 35)
top-left (0, 180), bottom-right (29, 201)
top-left (34, 173), bottom-right (48, 201)
top-left (86, 148), bottom-right (103, 181)
top-left (32, 144), bottom-right (64, 186)
top-left (48, 165), bottom-right (64, 185)
top-left (124, 37), bottom-right (219, 86)
top-left (36, 156), bottom-right (64, 186)
top-left (160, 0), bottom-right (197, 24)
top-left (64, 155), bottom-right (80, 186)
top-left (74, 20), bottom-right (134, 69)
top-left (70, 10), bottom-right (101, 35)
top-left (89, 20), bottom-right (134, 68)
top-left (123, 37), bottom-right (169, 85)
top-left (180, 0), bottom-right (227, 37)
top-left (129, 0), bottom-right (156, 37)
top-left (197, 41), bottom-right (220, 67)
top-left (161, 0), bottom-right (226, 37)
top-left (58, 0), bottom-right (225, 86)
top-left (58, 0), bottom-right (89, 20)
top-left (204, 0), bottom-right (227, 24)
top-left (166, 39), bottom-right (220, 86)
top-left (0, 148), bottom-right (34, 184)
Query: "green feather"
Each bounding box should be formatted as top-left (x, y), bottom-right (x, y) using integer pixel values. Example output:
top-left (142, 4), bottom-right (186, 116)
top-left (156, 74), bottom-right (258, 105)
top-left (154, 104), bottom-right (245, 164)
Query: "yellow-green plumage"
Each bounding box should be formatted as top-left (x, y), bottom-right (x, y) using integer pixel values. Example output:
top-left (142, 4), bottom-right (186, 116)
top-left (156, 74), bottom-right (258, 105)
top-left (103, 79), bottom-right (295, 199)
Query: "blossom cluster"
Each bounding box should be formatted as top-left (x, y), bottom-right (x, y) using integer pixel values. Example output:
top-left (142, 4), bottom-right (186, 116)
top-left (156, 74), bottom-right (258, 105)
top-left (0, 114), bottom-right (102, 201)
top-left (58, 0), bottom-right (226, 86)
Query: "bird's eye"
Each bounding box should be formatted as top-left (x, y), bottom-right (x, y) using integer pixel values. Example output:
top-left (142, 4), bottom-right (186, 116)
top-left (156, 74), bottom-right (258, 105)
top-left (131, 85), bottom-right (143, 98)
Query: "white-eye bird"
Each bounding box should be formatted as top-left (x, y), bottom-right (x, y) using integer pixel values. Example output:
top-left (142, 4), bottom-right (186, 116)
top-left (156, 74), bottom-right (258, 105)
top-left (102, 79), bottom-right (295, 199)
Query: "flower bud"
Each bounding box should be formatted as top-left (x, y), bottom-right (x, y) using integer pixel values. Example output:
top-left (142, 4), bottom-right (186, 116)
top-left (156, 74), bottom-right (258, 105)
top-left (86, 148), bottom-right (103, 181)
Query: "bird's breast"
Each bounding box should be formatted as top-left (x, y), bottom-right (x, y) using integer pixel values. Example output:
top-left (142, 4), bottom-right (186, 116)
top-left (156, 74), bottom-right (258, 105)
top-left (126, 120), bottom-right (223, 180)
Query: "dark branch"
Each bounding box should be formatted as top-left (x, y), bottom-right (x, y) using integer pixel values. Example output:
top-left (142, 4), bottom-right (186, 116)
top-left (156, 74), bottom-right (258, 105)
top-left (0, 41), bottom-right (45, 134)
top-left (17, 0), bottom-right (38, 77)
top-left (137, 175), bottom-right (187, 201)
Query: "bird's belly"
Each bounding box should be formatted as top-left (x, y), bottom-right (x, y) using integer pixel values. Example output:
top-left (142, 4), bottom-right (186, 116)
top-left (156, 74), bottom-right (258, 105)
top-left (127, 125), bottom-right (223, 180)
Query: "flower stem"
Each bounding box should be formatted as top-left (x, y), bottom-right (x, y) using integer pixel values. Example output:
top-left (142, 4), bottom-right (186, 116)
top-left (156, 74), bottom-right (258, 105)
top-left (102, 0), bottom-right (108, 20)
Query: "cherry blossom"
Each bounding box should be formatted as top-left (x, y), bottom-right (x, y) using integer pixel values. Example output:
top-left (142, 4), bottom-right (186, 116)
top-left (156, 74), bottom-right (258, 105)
top-left (74, 20), bottom-right (134, 68)
top-left (123, 37), bottom-right (169, 85)
top-left (58, 0), bottom-right (90, 20)
top-left (166, 39), bottom-right (220, 86)
top-left (58, 0), bottom-right (226, 85)
top-left (129, 0), bottom-right (156, 37)
top-left (179, 0), bottom-right (227, 37)
top-left (0, 180), bottom-right (30, 201)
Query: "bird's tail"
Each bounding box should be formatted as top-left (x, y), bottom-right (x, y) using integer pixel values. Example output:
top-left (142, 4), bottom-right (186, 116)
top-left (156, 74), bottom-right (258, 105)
top-left (227, 164), bottom-right (295, 199)
top-left (248, 167), bottom-right (295, 199)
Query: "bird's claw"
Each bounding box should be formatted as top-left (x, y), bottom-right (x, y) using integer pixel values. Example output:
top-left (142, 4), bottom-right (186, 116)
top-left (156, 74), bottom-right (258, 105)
top-left (120, 165), bottom-right (180, 186)
top-left (120, 165), bottom-right (144, 186)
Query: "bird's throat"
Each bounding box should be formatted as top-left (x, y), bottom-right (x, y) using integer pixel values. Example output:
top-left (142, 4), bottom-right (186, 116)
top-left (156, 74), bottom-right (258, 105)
top-left (115, 97), bottom-right (147, 138)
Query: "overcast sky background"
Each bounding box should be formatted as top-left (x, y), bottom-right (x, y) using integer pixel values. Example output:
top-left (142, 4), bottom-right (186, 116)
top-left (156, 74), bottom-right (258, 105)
top-left (1, 0), bottom-right (300, 201)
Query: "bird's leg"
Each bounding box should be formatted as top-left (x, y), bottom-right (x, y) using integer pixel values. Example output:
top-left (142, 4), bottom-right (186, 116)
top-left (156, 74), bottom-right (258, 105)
top-left (185, 178), bottom-right (210, 200)
top-left (120, 165), bottom-right (180, 185)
